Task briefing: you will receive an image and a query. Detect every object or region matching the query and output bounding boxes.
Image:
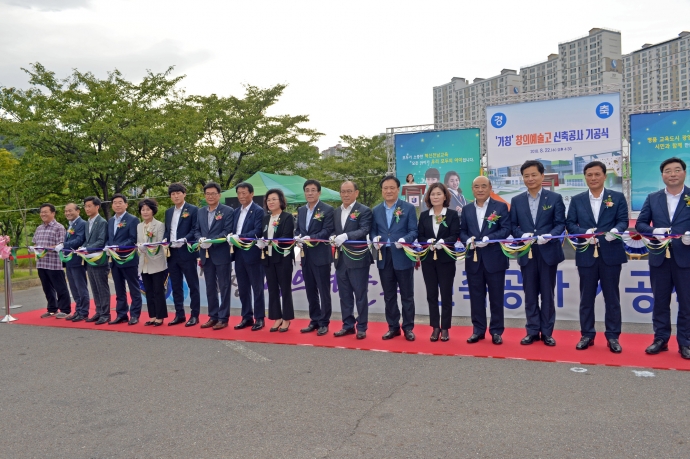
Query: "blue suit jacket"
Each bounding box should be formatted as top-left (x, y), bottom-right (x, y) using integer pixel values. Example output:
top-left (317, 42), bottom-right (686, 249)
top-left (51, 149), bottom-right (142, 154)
top-left (107, 212), bottom-right (140, 269)
top-left (232, 202), bottom-right (265, 264)
top-left (636, 186), bottom-right (690, 268)
top-left (566, 189), bottom-right (628, 267)
top-left (295, 201), bottom-right (335, 267)
top-left (63, 217), bottom-right (86, 267)
top-left (164, 203), bottom-right (199, 261)
top-left (460, 199), bottom-right (511, 273)
top-left (509, 189), bottom-right (566, 267)
top-left (193, 204), bottom-right (234, 266)
top-left (333, 202), bottom-right (373, 270)
top-left (370, 199), bottom-right (418, 271)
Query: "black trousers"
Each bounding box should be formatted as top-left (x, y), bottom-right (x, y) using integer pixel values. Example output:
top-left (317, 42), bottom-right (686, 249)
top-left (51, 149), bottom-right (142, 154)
top-left (302, 260), bottom-right (332, 328)
top-left (111, 264), bottom-right (142, 320)
top-left (335, 263), bottom-right (370, 331)
top-left (577, 257), bottom-right (621, 340)
top-left (520, 246), bottom-right (558, 337)
top-left (466, 264), bottom-right (505, 336)
top-left (38, 268), bottom-right (71, 314)
top-left (203, 261), bottom-right (231, 323)
top-left (266, 256), bottom-right (295, 321)
top-left (167, 249), bottom-right (201, 319)
top-left (650, 256), bottom-right (690, 347)
top-left (142, 270), bottom-right (169, 320)
top-left (421, 260), bottom-right (456, 330)
top-left (87, 265), bottom-right (111, 319)
top-left (379, 249), bottom-right (415, 332)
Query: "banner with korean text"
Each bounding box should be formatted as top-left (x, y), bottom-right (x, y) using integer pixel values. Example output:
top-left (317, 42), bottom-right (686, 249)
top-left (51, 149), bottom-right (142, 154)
top-left (486, 94), bottom-right (622, 210)
top-left (630, 109), bottom-right (690, 211)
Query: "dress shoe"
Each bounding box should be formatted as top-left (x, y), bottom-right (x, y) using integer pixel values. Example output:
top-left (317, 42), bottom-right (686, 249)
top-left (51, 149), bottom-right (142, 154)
top-left (108, 316), bottom-right (128, 325)
top-left (153, 320), bottom-right (164, 327)
top-left (95, 317), bottom-right (109, 325)
top-left (270, 320), bottom-right (283, 332)
top-left (356, 331), bottom-right (366, 340)
top-left (607, 338), bottom-right (622, 354)
top-left (71, 314), bottom-right (85, 323)
top-left (382, 329), bottom-right (401, 340)
top-left (234, 319), bottom-right (254, 330)
top-left (542, 335), bottom-right (556, 347)
top-left (317, 326), bottom-right (329, 336)
top-left (168, 316), bottom-right (186, 326)
top-left (680, 346), bottom-right (690, 360)
top-left (85, 315), bottom-right (100, 323)
top-left (144, 320), bottom-right (156, 326)
top-left (404, 330), bottom-right (415, 341)
top-left (467, 333), bottom-right (485, 344)
top-left (185, 317), bottom-right (199, 327)
top-left (201, 319), bottom-right (218, 329)
top-left (440, 330), bottom-right (449, 342)
top-left (128, 317), bottom-right (139, 326)
top-left (251, 319), bottom-right (265, 331)
top-left (576, 336), bottom-right (594, 350)
top-left (213, 321), bottom-right (229, 330)
top-left (334, 328), bottom-right (356, 337)
top-left (492, 334), bottom-right (503, 345)
top-left (300, 324), bottom-right (317, 333)
top-left (520, 334), bottom-right (540, 345)
top-left (278, 321), bottom-right (291, 332)
top-left (40, 312), bottom-right (56, 318)
top-left (65, 313), bottom-right (76, 321)
top-left (430, 328), bottom-right (441, 342)
top-left (645, 339), bottom-right (668, 355)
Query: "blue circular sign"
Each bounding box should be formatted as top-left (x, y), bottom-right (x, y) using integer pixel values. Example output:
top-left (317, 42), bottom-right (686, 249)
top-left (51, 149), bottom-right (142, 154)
top-left (611, 59), bottom-right (617, 69)
top-left (513, 87), bottom-right (519, 94)
top-left (595, 102), bottom-right (614, 119)
top-left (491, 112), bottom-right (507, 128)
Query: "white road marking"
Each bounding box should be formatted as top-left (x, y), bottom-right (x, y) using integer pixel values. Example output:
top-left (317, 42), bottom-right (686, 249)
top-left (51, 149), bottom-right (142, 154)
top-left (570, 367), bottom-right (588, 373)
top-left (632, 370), bottom-right (655, 377)
top-left (223, 341), bottom-right (271, 362)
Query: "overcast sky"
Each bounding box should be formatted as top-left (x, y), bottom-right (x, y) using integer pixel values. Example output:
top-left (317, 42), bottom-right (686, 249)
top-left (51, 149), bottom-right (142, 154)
top-left (1, 0), bottom-right (688, 151)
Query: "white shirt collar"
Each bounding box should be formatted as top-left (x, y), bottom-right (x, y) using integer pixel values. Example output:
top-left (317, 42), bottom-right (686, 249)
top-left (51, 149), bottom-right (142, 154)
top-left (429, 207), bottom-right (447, 217)
top-left (528, 188), bottom-right (543, 199)
top-left (475, 197), bottom-right (490, 208)
top-left (341, 201), bottom-right (356, 211)
top-left (174, 202), bottom-right (186, 211)
top-left (588, 189), bottom-right (604, 200)
top-left (665, 187), bottom-right (684, 198)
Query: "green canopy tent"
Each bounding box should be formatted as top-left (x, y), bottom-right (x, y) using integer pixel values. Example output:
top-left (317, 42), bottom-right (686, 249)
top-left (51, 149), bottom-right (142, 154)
top-left (220, 172), bottom-right (340, 206)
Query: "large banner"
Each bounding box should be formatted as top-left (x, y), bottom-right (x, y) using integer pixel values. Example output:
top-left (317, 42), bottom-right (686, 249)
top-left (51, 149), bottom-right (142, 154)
top-left (630, 109), bottom-right (690, 210)
top-left (395, 129), bottom-right (481, 210)
top-left (486, 94), bottom-right (622, 210)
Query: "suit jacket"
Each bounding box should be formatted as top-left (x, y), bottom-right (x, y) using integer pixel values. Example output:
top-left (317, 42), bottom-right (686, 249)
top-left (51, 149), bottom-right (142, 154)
top-left (193, 204), bottom-right (234, 266)
top-left (417, 208), bottom-right (460, 265)
top-left (63, 216), bottom-right (86, 267)
top-left (509, 189), bottom-right (566, 267)
top-left (233, 202), bottom-right (264, 264)
top-left (138, 219), bottom-right (167, 274)
top-left (107, 212), bottom-right (140, 269)
top-left (261, 211), bottom-right (295, 265)
top-left (566, 189), bottom-right (628, 267)
top-left (636, 186), bottom-right (690, 268)
top-left (460, 199), bottom-right (511, 274)
top-left (164, 203), bottom-right (199, 261)
top-left (84, 215), bottom-right (108, 267)
top-left (333, 202), bottom-right (373, 270)
top-left (370, 199), bottom-right (418, 271)
top-left (295, 201), bottom-right (335, 267)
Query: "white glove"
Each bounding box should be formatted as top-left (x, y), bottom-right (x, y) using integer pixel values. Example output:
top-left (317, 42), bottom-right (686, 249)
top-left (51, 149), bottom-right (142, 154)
top-left (77, 246), bottom-right (86, 252)
top-left (28, 245), bottom-right (35, 253)
top-left (198, 238), bottom-right (212, 249)
top-left (395, 238), bottom-right (405, 249)
top-left (426, 238), bottom-right (436, 245)
top-left (537, 234), bottom-right (551, 245)
top-left (454, 241), bottom-right (465, 250)
top-left (653, 228), bottom-right (671, 242)
top-left (54, 243), bottom-right (64, 252)
top-left (229, 234), bottom-right (240, 243)
top-left (302, 236), bottom-right (311, 241)
top-left (105, 245), bottom-right (119, 251)
top-left (605, 228), bottom-right (619, 242)
top-left (136, 242), bottom-right (145, 253)
top-left (682, 231), bottom-right (690, 246)
top-left (171, 238), bottom-right (185, 248)
top-left (412, 241), bottom-right (422, 249)
top-left (522, 233), bottom-right (534, 240)
top-left (466, 237), bottom-right (475, 247)
top-left (585, 228), bottom-right (597, 244)
top-left (255, 239), bottom-right (268, 249)
top-left (373, 235), bottom-right (383, 248)
top-left (434, 239), bottom-right (445, 250)
top-left (475, 236), bottom-right (490, 248)
top-left (334, 234), bottom-right (348, 247)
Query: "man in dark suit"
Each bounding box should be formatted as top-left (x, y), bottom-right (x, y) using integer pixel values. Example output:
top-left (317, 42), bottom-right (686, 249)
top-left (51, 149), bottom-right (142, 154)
top-left (636, 157), bottom-right (690, 360)
top-left (370, 175), bottom-right (418, 341)
top-left (194, 182), bottom-right (235, 330)
top-left (230, 182), bottom-right (266, 331)
top-left (566, 161), bottom-right (628, 353)
top-left (164, 182), bottom-right (201, 327)
top-left (460, 176), bottom-right (511, 345)
top-left (106, 193), bottom-right (142, 325)
top-left (82, 196), bottom-right (111, 325)
top-left (332, 181), bottom-right (372, 340)
top-left (295, 179), bottom-right (335, 336)
top-left (510, 160), bottom-right (566, 346)
top-left (58, 203), bottom-right (90, 322)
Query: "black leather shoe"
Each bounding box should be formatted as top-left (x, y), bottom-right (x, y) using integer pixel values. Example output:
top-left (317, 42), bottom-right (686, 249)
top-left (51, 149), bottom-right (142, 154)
top-left (404, 330), bottom-right (415, 341)
top-left (382, 329), bottom-right (401, 340)
top-left (71, 314), bottom-right (85, 323)
top-left (356, 331), bottom-right (366, 340)
top-left (542, 335), bottom-right (556, 347)
top-left (301, 324), bottom-right (317, 333)
top-left (251, 319), bottom-right (265, 331)
top-left (645, 339), bottom-right (669, 355)
top-left (576, 336), bottom-right (594, 350)
top-left (520, 334), bottom-right (540, 345)
top-left (85, 315), bottom-right (99, 323)
top-left (440, 330), bottom-right (449, 342)
top-left (234, 319), bottom-right (254, 330)
top-left (108, 316), bottom-right (128, 325)
top-left (492, 334), bottom-right (503, 345)
top-left (317, 326), bottom-right (329, 336)
top-left (334, 328), bottom-right (355, 337)
top-left (467, 333), bottom-right (485, 343)
top-left (430, 328), bottom-right (441, 342)
top-left (185, 317), bottom-right (199, 327)
top-left (153, 320), bottom-right (164, 327)
top-left (128, 317), bottom-right (139, 326)
top-left (680, 346), bottom-right (690, 360)
top-left (168, 316), bottom-right (186, 326)
top-left (607, 338), bottom-right (622, 354)
top-left (95, 317), bottom-right (109, 325)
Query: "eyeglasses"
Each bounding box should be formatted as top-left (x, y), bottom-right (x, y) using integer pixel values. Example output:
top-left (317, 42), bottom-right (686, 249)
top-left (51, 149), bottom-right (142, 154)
top-left (204, 192), bottom-right (219, 196)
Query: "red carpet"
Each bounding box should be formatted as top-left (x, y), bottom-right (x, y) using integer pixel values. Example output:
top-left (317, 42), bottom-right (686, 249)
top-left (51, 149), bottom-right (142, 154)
top-left (12, 297), bottom-right (690, 371)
